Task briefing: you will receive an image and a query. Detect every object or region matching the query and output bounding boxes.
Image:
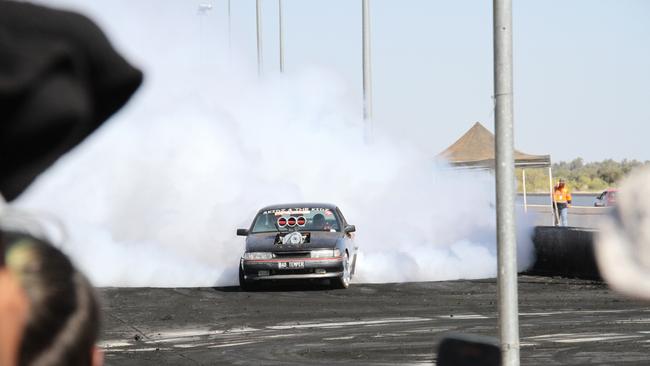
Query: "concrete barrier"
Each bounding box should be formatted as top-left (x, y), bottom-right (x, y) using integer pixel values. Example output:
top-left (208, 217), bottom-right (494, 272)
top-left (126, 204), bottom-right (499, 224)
top-left (527, 226), bottom-right (601, 280)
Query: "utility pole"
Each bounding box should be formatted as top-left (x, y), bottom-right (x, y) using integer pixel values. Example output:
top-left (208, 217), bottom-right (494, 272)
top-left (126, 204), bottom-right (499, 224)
top-left (279, 0), bottom-right (285, 72)
top-left (256, 0), bottom-right (263, 76)
top-left (362, 0), bottom-right (373, 143)
top-left (493, 0), bottom-right (520, 365)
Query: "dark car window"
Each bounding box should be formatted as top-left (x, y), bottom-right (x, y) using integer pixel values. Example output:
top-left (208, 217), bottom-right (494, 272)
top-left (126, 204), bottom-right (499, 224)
top-left (335, 207), bottom-right (348, 226)
top-left (251, 212), bottom-right (277, 233)
top-left (251, 207), bottom-right (340, 233)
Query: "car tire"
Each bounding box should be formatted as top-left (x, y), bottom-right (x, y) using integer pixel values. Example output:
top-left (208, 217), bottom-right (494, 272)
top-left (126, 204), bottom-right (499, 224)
top-left (239, 266), bottom-right (256, 291)
top-left (332, 252), bottom-right (351, 289)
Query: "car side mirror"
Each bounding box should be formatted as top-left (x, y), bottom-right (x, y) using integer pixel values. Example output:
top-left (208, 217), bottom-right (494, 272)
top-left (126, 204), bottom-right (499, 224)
top-left (344, 225), bottom-right (356, 233)
top-left (236, 228), bottom-right (249, 236)
top-left (437, 333), bottom-right (501, 366)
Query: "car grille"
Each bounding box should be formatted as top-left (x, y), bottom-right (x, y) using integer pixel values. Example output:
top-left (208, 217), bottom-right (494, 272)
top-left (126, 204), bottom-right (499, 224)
top-left (273, 251), bottom-right (311, 259)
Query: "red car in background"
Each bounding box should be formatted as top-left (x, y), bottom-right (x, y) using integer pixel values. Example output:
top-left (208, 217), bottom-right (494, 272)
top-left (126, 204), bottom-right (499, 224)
top-left (594, 188), bottom-right (618, 207)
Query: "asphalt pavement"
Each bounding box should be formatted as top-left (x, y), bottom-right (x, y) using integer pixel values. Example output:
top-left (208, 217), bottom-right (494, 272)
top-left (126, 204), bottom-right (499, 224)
top-left (99, 276), bottom-right (650, 365)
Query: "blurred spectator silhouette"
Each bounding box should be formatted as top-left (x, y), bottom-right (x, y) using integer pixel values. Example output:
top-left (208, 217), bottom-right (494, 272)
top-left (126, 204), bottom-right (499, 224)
top-left (596, 166), bottom-right (650, 301)
top-left (1, 0), bottom-right (142, 364)
top-left (0, 0), bottom-right (142, 202)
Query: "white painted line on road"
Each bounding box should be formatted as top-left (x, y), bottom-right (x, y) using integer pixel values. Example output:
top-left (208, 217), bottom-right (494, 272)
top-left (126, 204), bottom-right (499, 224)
top-left (521, 309), bottom-right (649, 317)
top-left (372, 333), bottom-right (408, 338)
top-left (153, 329), bottom-right (214, 339)
top-left (174, 342), bottom-right (216, 349)
top-left (219, 326), bottom-right (260, 334)
top-left (126, 347), bottom-right (168, 352)
top-left (527, 332), bottom-right (642, 344)
top-left (520, 312), bottom-right (563, 316)
top-left (528, 333), bottom-right (576, 339)
top-left (615, 319), bottom-right (650, 324)
top-left (157, 337), bottom-right (204, 344)
top-left (574, 309), bottom-right (647, 314)
top-left (150, 326), bottom-right (260, 343)
top-left (100, 341), bottom-right (132, 348)
top-left (323, 336), bottom-right (355, 341)
top-left (116, 347), bottom-right (172, 352)
top-left (267, 317), bottom-right (431, 330)
top-left (207, 341), bottom-right (258, 349)
top-left (293, 343), bottom-right (329, 348)
top-left (403, 327), bottom-right (450, 334)
top-left (554, 335), bottom-right (642, 343)
top-left (103, 326), bottom-right (304, 353)
top-left (437, 314), bottom-right (489, 320)
top-left (519, 342), bottom-right (539, 347)
top-left (263, 334), bottom-right (299, 339)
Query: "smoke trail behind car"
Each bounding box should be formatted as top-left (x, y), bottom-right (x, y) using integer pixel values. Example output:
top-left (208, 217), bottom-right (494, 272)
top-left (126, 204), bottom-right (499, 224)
top-left (17, 0), bottom-right (534, 287)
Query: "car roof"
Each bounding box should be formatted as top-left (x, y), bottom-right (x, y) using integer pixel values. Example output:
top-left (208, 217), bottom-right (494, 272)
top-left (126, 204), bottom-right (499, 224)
top-left (257, 203), bottom-right (339, 212)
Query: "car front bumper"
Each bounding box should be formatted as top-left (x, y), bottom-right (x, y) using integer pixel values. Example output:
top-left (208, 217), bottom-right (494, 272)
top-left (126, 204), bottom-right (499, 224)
top-left (241, 256), bottom-right (343, 281)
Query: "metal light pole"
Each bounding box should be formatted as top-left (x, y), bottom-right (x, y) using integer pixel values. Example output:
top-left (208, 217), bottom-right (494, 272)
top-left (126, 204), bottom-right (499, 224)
top-left (228, 0), bottom-right (232, 54)
top-left (362, 0), bottom-right (373, 143)
top-left (256, 0), bottom-right (263, 76)
top-left (197, 4), bottom-right (212, 62)
top-left (493, 0), bottom-right (520, 365)
top-left (279, 0), bottom-right (285, 72)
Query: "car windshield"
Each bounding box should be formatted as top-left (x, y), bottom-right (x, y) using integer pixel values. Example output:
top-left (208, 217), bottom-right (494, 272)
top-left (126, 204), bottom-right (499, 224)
top-left (251, 207), bottom-right (340, 233)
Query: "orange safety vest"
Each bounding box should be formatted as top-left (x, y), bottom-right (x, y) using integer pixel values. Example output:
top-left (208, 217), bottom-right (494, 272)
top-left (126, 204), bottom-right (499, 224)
top-left (553, 185), bottom-right (572, 204)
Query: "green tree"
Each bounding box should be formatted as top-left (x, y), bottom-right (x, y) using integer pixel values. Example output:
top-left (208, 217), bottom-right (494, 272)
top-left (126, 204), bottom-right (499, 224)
top-left (516, 158), bottom-right (640, 193)
top-left (568, 157), bottom-right (584, 171)
top-left (597, 159), bottom-right (623, 185)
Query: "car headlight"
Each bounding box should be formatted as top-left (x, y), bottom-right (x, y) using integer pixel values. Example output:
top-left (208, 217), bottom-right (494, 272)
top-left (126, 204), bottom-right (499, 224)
top-left (311, 249), bottom-right (341, 258)
top-left (243, 252), bottom-right (273, 260)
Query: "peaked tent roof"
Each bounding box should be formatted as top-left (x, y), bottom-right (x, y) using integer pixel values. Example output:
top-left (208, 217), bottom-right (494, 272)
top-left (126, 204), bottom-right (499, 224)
top-left (437, 122), bottom-right (551, 168)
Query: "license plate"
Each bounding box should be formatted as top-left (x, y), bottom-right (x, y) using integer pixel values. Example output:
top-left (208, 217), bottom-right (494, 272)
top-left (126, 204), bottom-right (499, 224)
top-left (278, 261), bottom-right (305, 269)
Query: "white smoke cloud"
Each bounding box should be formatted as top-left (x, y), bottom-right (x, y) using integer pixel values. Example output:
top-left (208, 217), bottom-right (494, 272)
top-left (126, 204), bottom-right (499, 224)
top-left (16, 0), bottom-right (535, 287)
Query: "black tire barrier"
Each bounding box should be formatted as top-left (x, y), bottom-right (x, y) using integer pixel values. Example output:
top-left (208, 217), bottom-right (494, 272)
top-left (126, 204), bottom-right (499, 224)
top-left (527, 226), bottom-right (601, 280)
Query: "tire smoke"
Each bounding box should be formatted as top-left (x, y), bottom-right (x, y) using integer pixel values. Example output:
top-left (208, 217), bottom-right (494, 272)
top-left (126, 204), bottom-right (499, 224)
top-left (17, 0), bottom-right (535, 287)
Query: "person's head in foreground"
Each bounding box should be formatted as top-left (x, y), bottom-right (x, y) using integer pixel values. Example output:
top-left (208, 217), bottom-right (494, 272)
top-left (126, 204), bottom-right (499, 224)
top-left (596, 166), bottom-right (650, 301)
top-left (0, 230), bottom-right (101, 366)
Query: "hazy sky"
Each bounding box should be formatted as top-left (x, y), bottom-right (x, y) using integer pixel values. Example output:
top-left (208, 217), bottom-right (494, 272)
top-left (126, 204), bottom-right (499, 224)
top-left (40, 0), bottom-right (650, 162)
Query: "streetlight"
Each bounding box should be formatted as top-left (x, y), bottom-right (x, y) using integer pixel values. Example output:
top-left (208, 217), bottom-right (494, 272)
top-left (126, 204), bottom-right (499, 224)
top-left (197, 3), bottom-right (213, 62)
top-left (256, 0), bottom-right (263, 76)
top-left (279, 0), bottom-right (285, 73)
top-left (362, 0), bottom-right (373, 143)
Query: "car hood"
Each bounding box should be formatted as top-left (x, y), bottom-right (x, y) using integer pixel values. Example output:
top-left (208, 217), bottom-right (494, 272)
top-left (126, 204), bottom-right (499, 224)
top-left (245, 231), bottom-right (343, 252)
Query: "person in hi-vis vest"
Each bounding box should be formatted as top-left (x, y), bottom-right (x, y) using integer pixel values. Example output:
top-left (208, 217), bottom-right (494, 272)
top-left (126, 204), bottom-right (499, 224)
top-left (553, 178), bottom-right (572, 226)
